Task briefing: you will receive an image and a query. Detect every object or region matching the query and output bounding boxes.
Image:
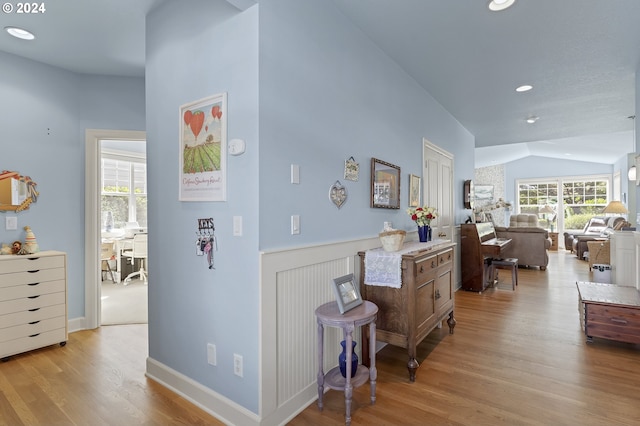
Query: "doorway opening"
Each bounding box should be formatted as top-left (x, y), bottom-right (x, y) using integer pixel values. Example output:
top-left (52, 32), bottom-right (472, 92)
top-left (84, 129), bottom-right (146, 330)
top-left (99, 139), bottom-right (148, 325)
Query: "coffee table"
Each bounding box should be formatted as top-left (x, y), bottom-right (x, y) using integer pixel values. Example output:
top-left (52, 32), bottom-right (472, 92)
top-left (576, 281), bottom-right (640, 344)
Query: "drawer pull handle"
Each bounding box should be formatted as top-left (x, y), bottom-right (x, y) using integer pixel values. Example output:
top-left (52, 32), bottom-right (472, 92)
top-left (28, 295), bottom-right (40, 299)
top-left (29, 321), bottom-right (40, 325)
top-left (419, 266), bottom-right (424, 273)
top-left (435, 289), bottom-right (441, 300)
top-left (27, 257), bottom-right (41, 261)
top-left (29, 308), bottom-right (41, 312)
top-left (28, 282), bottom-right (41, 286)
top-left (28, 270), bottom-right (40, 274)
top-left (440, 258), bottom-right (444, 264)
top-left (431, 261), bottom-right (436, 268)
top-left (611, 318), bottom-right (628, 325)
top-left (29, 333), bottom-right (40, 338)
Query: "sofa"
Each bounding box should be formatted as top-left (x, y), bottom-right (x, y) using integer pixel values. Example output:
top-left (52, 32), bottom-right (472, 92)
top-left (494, 214), bottom-right (552, 270)
top-left (564, 216), bottom-right (626, 259)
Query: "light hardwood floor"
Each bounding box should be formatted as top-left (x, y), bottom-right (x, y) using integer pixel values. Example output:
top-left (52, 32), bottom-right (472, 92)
top-left (2, 250), bottom-right (640, 425)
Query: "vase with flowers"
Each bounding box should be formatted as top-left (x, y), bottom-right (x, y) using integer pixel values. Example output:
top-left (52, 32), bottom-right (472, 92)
top-left (407, 206), bottom-right (438, 242)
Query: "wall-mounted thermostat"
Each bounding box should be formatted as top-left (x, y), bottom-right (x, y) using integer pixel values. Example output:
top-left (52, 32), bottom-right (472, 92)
top-left (228, 139), bottom-right (246, 156)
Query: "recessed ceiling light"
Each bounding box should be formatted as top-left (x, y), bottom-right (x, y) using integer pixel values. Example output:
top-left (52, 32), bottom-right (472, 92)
top-left (488, 0), bottom-right (516, 11)
top-left (526, 116), bottom-right (539, 124)
top-left (5, 26), bottom-right (35, 40)
top-left (516, 84), bottom-right (533, 92)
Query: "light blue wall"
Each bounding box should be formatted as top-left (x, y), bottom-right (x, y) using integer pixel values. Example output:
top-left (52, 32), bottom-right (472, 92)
top-left (0, 51), bottom-right (145, 319)
top-left (145, 0), bottom-right (261, 413)
top-left (145, 0), bottom-right (474, 415)
top-left (259, 0), bottom-right (474, 249)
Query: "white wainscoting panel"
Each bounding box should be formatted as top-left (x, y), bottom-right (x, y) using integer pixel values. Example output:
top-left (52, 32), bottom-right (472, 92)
top-left (260, 237), bottom-right (380, 425)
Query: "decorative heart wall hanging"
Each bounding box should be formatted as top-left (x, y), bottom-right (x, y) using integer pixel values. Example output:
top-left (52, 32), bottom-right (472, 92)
top-left (329, 180), bottom-right (347, 209)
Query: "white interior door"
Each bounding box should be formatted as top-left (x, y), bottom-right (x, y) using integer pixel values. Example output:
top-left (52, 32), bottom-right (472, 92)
top-left (423, 139), bottom-right (454, 241)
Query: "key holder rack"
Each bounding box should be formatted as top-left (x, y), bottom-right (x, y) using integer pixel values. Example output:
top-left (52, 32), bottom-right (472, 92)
top-left (196, 218), bottom-right (217, 269)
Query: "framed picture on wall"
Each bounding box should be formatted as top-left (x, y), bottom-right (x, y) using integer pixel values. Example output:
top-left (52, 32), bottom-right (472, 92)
top-left (409, 174), bottom-right (421, 207)
top-left (474, 184), bottom-right (494, 209)
top-left (370, 158), bottom-right (401, 209)
top-left (179, 92), bottom-right (227, 201)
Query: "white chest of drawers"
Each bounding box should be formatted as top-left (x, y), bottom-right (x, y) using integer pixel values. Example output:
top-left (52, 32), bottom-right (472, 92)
top-left (0, 250), bottom-right (68, 360)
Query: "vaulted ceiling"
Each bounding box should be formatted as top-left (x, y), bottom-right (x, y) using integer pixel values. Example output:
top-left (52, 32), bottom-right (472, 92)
top-left (1, 0), bottom-right (638, 166)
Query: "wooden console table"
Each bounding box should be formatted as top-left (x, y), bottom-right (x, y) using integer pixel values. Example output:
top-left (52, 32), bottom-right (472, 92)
top-left (358, 241), bottom-right (456, 382)
top-left (576, 281), bottom-right (640, 344)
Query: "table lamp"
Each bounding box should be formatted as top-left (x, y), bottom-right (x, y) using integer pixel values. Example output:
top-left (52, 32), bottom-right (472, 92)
top-left (539, 205), bottom-right (555, 230)
top-left (602, 200), bottom-right (628, 215)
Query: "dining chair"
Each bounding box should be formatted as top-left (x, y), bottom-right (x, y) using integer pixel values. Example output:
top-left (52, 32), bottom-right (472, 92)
top-left (122, 233), bottom-right (148, 284)
top-left (100, 242), bottom-right (117, 282)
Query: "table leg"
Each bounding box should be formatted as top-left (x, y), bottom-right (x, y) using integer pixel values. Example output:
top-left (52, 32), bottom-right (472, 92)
top-left (447, 311), bottom-right (456, 334)
top-left (317, 320), bottom-right (324, 411)
top-left (362, 326), bottom-right (370, 368)
top-left (344, 329), bottom-right (353, 425)
top-left (369, 321), bottom-right (377, 405)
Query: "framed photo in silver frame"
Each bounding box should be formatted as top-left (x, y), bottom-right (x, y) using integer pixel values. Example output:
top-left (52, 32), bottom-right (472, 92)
top-left (331, 273), bottom-right (363, 314)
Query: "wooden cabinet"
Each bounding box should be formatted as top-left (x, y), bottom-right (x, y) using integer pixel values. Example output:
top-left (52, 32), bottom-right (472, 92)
top-left (0, 251), bottom-right (68, 360)
top-left (358, 243), bottom-right (456, 381)
top-left (611, 231), bottom-right (635, 285)
top-left (577, 282), bottom-right (640, 344)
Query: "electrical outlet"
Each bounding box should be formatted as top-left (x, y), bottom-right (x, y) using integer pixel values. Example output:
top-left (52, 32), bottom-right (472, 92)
top-left (207, 343), bottom-right (217, 366)
top-left (233, 353), bottom-right (243, 377)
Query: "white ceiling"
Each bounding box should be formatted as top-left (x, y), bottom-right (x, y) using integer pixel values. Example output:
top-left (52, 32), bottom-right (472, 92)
top-left (1, 0), bottom-right (638, 167)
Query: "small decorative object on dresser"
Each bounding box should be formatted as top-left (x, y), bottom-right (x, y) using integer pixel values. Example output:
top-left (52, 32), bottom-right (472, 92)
top-left (407, 205), bottom-right (437, 242)
top-left (22, 225), bottom-right (39, 254)
top-left (378, 229), bottom-right (406, 252)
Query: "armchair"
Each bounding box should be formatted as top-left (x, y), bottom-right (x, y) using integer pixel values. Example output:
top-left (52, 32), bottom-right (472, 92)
top-left (566, 216), bottom-right (625, 259)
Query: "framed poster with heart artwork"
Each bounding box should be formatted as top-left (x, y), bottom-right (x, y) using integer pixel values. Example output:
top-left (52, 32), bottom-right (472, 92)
top-left (179, 93), bottom-right (227, 201)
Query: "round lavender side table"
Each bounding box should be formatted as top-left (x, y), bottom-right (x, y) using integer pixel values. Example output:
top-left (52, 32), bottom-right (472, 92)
top-left (315, 300), bottom-right (378, 426)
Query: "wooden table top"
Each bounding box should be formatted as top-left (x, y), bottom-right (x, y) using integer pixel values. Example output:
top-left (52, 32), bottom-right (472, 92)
top-left (576, 281), bottom-right (640, 307)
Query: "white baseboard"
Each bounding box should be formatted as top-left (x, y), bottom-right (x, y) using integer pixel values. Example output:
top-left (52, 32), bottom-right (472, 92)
top-left (146, 356), bottom-right (260, 426)
top-left (67, 316), bottom-right (86, 333)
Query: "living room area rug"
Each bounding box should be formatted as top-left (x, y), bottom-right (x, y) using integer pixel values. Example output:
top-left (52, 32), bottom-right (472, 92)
top-left (101, 279), bottom-right (148, 325)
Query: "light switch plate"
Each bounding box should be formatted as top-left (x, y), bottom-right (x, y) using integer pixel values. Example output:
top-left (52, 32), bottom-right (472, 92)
top-left (5, 216), bottom-right (17, 230)
top-left (233, 216), bottom-right (242, 236)
top-left (291, 164), bottom-right (300, 184)
top-left (291, 215), bottom-right (300, 235)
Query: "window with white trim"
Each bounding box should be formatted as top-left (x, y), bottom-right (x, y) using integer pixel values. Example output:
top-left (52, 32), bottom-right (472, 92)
top-left (516, 175), bottom-right (610, 234)
top-left (101, 156), bottom-right (147, 228)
